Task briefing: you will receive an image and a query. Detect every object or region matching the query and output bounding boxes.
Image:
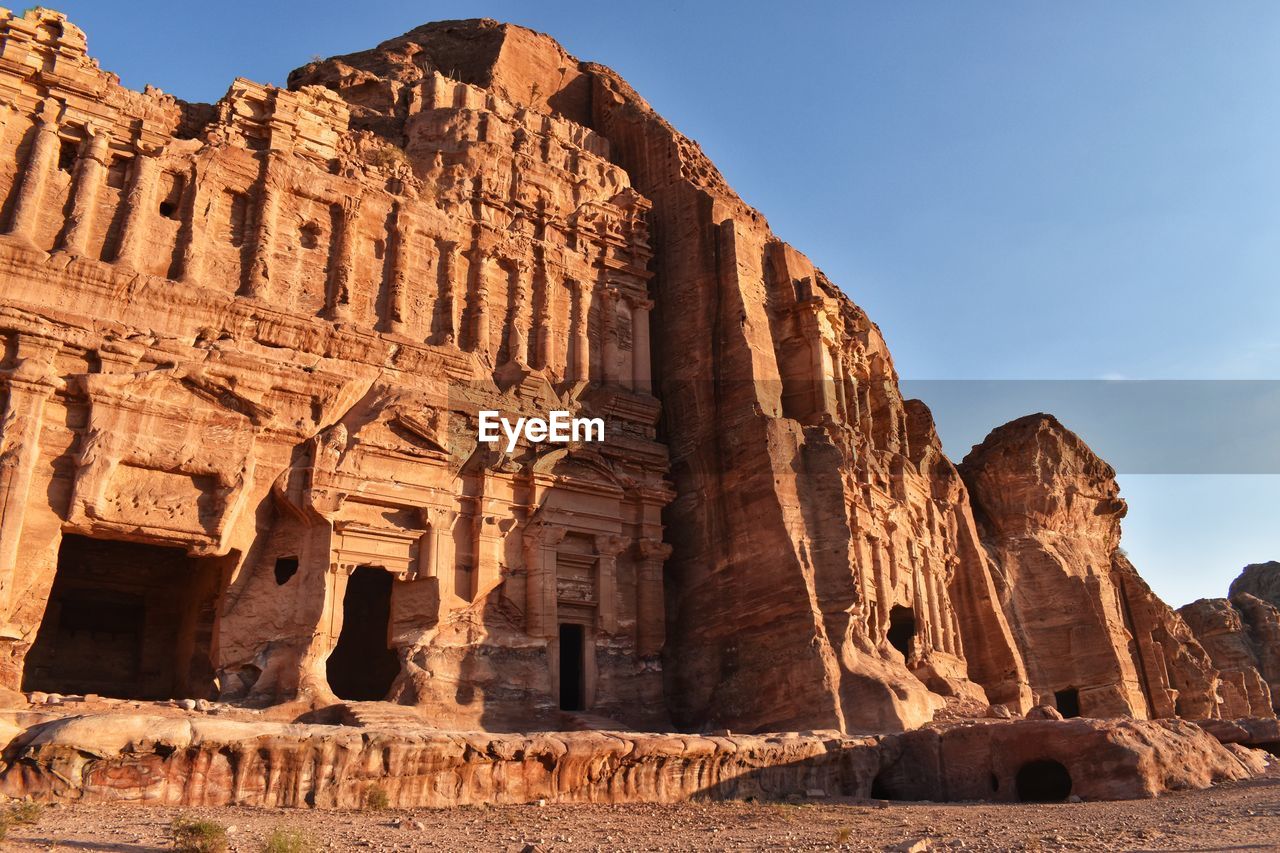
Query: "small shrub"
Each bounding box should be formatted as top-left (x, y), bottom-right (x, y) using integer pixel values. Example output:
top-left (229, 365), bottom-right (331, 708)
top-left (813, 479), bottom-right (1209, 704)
top-left (263, 826), bottom-right (314, 853)
top-left (171, 815), bottom-right (229, 853)
top-left (363, 785), bottom-right (390, 811)
top-left (0, 815), bottom-right (9, 840)
top-left (7, 801), bottom-right (43, 824)
top-left (836, 827), bottom-right (853, 843)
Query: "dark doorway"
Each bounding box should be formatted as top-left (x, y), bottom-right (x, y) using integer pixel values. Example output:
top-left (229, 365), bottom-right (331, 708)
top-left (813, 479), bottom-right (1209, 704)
top-left (327, 566), bottom-right (399, 701)
top-left (887, 605), bottom-right (916, 659)
top-left (23, 534), bottom-right (219, 700)
top-left (1015, 759), bottom-right (1073, 802)
top-left (1054, 687), bottom-right (1081, 718)
top-left (559, 623), bottom-right (585, 711)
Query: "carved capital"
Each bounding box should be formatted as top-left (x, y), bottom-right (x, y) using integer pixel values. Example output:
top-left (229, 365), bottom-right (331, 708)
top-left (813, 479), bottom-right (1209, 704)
top-left (594, 533), bottom-right (629, 558)
top-left (637, 537), bottom-right (673, 561)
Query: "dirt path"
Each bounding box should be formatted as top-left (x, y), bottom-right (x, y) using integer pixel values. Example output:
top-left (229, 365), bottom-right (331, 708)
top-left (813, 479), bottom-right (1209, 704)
top-left (3, 772), bottom-right (1279, 852)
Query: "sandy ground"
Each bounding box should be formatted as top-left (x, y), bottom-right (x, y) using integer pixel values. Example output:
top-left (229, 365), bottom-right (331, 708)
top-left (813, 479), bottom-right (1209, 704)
top-left (2, 771), bottom-right (1279, 852)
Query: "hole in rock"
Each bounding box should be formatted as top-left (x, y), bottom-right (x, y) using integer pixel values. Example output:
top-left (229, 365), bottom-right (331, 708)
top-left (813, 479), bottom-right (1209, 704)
top-left (326, 566), bottom-right (398, 701)
top-left (273, 556), bottom-right (299, 585)
top-left (57, 137), bottom-right (77, 172)
top-left (869, 771), bottom-right (898, 800)
top-left (300, 221), bottom-right (321, 250)
top-left (158, 172), bottom-right (184, 220)
top-left (23, 534), bottom-right (220, 700)
top-left (1015, 759), bottom-right (1073, 802)
top-left (887, 605), bottom-right (915, 659)
top-left (1054, 687), bottom-right (1081, 718)
top-left (559, 623), bottom-right (585, 711)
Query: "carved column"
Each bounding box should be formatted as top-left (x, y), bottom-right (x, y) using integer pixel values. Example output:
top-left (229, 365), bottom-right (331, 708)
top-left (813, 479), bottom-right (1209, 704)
top-left (7, 100), bottom-right (60, 246)
top-left (594, 534), bottom-right (628, 634)
top-left (600, 287), bottom-right (620, 385)
top-left (534, 258), bottom-right (555, 371)
top-left (523, 524), bottom-right (566, 640)
top-left (245, 152), bottom-right (286, 298)
top-left (114, 149), bottom-right (161, 270)
top-left (420, 505), bottom-right (457, 594)
top-left (570, 278), bottom-right (592, 383)
top-left (60, 126), bottom-right (110, 257)
top-left (328, 196), bottom-right (362, 322)
top-left (386, 203), bottom-right (411, 335)
top-left (179, 159), bottom-right (216, 285)
top-left (437, 240), bottom-right (458, 345)
top-left (832, 350), bottom-right (849, 424)
top-left (636, 538), bottom-right (672, 658)
top-left (0, 337), bottom-right (60, 632)
top-left (469, 248), bottom-right (492, 356)
top-left (868, 532), bottom-right (890, 637)
top-left (507, 258), bottom-right (531, 366)
top-left (474, 503), bottom-right (506, 600)
top-left (629, 296), bottom-right (653, 394)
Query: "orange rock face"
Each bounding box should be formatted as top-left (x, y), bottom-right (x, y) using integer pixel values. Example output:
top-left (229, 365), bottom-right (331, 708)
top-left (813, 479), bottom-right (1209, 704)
top-left (0, 8), bottom-right (1271, 751)
top-left (960, 414), bottom-right (1225, 720)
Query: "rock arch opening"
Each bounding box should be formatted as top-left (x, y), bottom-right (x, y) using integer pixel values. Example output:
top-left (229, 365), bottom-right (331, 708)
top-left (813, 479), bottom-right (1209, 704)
top-left (22, 534), bottom-right (220, 700)
top-left (887, 605), bottom-right (916, 659)
top-left (1015, 759), bottom-right (1073, 802)
top-left (327, 566), bottom-right (399, 701)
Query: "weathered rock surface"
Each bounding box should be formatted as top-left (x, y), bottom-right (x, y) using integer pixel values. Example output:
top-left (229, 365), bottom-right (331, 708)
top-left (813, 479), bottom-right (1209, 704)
top-left (1230, 562), bottom-right (1280, 607)
top-left (960, 414), bottom-right (1223, 720)
top-left (1180, 597), bottom-right (1276, 717)
top-left (0, 712), bottom-right (1261, 806)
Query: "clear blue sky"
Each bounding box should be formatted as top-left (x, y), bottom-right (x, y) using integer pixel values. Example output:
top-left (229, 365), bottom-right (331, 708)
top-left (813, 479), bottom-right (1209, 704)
top-left (46, 1), bottom-right (1280, 607)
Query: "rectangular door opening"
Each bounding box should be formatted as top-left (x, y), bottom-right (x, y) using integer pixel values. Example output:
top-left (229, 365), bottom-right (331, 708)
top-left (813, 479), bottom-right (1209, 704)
top-left (1054, 687), bottom-right (1081, 718)
top-left (559, 623), bottom-right (585, 711)
top-left (23, 534), bottom-right (219, 700)
top-left (326, 566), bottom-right (399, 701)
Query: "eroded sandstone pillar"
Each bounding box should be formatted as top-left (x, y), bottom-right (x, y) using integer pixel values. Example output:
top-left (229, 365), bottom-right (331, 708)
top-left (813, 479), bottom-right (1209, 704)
top-left (438, 240), bottom-right (459, 345)
top-left (534, 259), bottom-right (555, 370)
top-left (7, 100), bottom-right (60, 246)
top-left (59, 125), bottom-right (109, 257)
top-left (600, 287), bottom-right (620, 385)
top-left (469, 248), bottom-right (492, 356)
top-left (420, 506), bottom-right (457, 595)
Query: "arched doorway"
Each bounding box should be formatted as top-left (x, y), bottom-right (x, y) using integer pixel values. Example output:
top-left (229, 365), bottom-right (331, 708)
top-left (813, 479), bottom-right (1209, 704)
top-left (327, 566), bottom-right (399, 701)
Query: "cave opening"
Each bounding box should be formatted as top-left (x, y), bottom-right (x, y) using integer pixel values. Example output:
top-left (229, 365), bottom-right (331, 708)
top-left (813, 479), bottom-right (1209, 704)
top-left (23, 534), bottom-right (219, 700)
top-left (1015, 759), bottom-right (1073, 802)
top-left (559, 623), bottom-right (585, 711)
top-left (887, 605), bottom-right (916, 659)
top-left (1054, 687), bottom-right (1081, 718)
top-left (326, 566), bottom-right (399, 701)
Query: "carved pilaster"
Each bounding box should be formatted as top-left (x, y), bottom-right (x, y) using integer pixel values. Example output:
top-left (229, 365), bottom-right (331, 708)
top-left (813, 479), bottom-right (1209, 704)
top-left (60, 125), bottom-right (110, 257)
top-left (386, 202), bottom-right (411, 335)
top-left (506, 258), bottom-right (531, 366)
top-left (534, 257), bottom-right (555, 371)
top-left (113, 148), bottom-right (161, 270)
top-left (635, 537), bottom-right (672, 658)
top-left (570, 278), bottom-right (592, 383)
top-left (245, 151), bottom-right (284, 299)
top-left (7, 99), bottom-right (60, 246)
top-left (600, 286), bottom-right (620, 385)
top-left (328, 195), bottom-right (362, 322)
top-left (594, 533), bottom-right (629, 634)
top-left (523, 523), bottom-right (567, 639)
top-left (469, 246), bottom-right (492, 356)
top-left (627, 295), bottom-right (653, 394)
top-left (0, 337), bottom-right (61, 633)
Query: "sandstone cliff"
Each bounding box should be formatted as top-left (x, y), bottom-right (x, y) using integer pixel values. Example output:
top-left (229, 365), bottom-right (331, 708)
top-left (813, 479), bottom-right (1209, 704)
top-left (959, 414), bottom-right (1224, 720)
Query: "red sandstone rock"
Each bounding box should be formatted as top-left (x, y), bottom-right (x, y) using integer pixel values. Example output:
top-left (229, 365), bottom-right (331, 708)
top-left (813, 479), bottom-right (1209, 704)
top-left (1179, 597), bottom-right (1275, 717)
top-left (960, 414), bottom-right (1224, 720)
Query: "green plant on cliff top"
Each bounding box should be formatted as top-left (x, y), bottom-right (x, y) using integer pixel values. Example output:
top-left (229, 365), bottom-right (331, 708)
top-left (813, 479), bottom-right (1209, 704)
top-left (170, 815), bottom-right (228, 853)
